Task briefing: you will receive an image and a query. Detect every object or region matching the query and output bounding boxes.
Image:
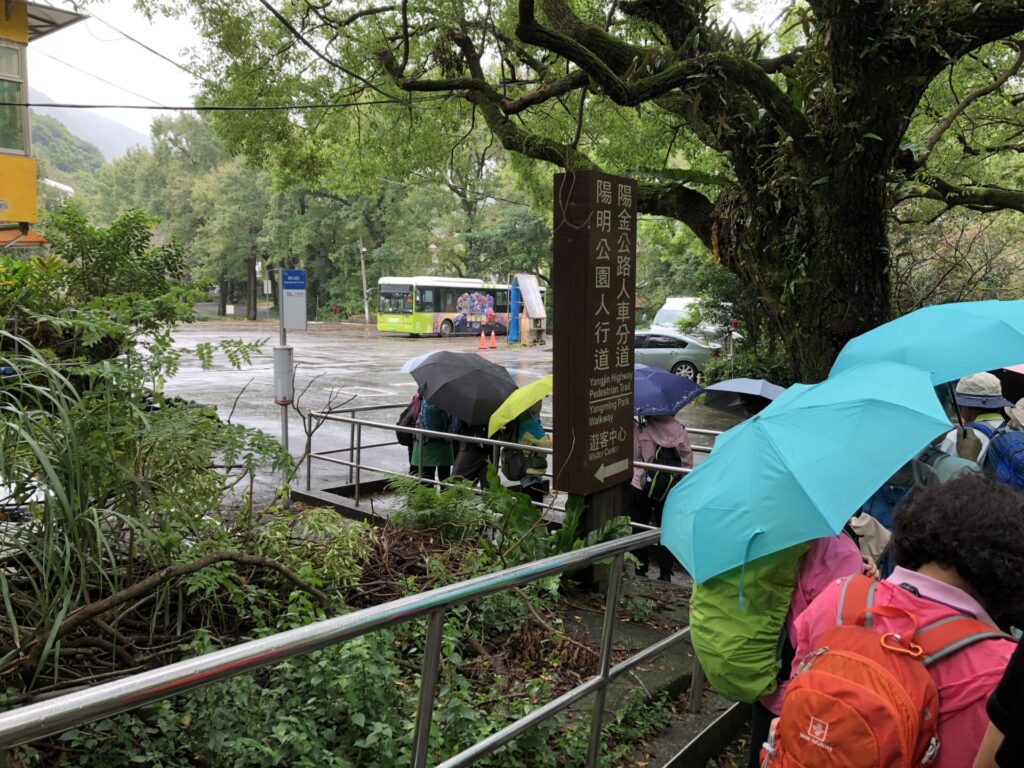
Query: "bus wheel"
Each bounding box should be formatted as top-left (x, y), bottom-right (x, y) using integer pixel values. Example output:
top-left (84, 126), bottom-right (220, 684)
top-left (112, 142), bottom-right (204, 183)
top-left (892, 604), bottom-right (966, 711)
top-left (439, 320), bottom-right (454, 337)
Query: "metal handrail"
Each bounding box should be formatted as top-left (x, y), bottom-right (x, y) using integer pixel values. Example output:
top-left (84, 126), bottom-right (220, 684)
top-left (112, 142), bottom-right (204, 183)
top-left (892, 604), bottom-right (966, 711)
top-left (0, 530), bottom-right (693, 768)
top-left (306, 413), bottom-right (697, 494)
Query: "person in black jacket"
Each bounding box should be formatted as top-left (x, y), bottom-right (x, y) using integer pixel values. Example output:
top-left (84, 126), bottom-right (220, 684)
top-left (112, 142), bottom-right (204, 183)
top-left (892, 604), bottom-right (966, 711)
top-left (973, 639), bottom-right (1024, 768)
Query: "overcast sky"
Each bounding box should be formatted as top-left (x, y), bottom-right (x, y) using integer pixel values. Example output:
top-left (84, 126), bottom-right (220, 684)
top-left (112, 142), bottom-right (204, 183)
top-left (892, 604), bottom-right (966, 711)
top-left (26, 0), bottom-right (785, 139)
top-left (27, 0), bottom-right (200, 135)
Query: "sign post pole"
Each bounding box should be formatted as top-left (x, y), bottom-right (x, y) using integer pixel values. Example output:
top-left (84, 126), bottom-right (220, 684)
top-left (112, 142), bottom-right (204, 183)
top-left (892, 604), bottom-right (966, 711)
top-left (276, 269), bottom-right (308, 475)
top-left (552, 171), bottom-right (638, 542)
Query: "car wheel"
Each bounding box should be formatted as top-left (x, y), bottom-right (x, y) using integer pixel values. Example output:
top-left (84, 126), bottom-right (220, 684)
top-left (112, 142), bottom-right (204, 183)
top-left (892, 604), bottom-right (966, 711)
top-left (439, 320), bottom-right (454, 338)
top-left (672, 361), bottom-right (698, 380)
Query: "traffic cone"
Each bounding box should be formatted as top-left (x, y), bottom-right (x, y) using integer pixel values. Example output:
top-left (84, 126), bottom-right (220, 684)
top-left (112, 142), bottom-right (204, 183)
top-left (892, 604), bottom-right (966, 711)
top-left (479, 331), bottom-right (487, 350)
top-left (489, 331), bottom-right (497, 349)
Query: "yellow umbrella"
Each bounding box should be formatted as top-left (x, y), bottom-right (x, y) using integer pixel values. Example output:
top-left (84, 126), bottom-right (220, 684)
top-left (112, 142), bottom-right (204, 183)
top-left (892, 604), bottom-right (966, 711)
top-left (487, 375), bottom-right (553, 436)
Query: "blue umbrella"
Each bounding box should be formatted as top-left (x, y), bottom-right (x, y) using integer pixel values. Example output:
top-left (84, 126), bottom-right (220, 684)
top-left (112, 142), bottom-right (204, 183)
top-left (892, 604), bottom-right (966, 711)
top-left (830, 299), bottom-right (1024, 384)
top-left (634, 364), bottom-right (703, 416)
top-left (661, 362), bottom-right (952, 584)
top-left (703, 377), bottom-right (784, 417)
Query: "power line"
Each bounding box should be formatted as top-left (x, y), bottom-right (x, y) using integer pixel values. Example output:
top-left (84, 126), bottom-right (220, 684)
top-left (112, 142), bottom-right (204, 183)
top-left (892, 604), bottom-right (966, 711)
top-left (1, 95), bottom-right (448, 111)
top-left (30, 49), bottom-right (167, 107)
top-left (84, 9), bottom-right (210, 85)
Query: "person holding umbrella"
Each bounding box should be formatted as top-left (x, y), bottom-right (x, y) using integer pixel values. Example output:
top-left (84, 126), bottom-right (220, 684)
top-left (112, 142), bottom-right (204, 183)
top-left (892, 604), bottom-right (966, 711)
top-left (487, 376), bottom-right (553, 501)
top-left (937, 372), bottom-right (1013, 464)
top-left (412, 393), bottom-right (454, 485)
top-left (630, 364), bottom-right (702, 580)
top-left (518, 400), bottom-right (552, 502)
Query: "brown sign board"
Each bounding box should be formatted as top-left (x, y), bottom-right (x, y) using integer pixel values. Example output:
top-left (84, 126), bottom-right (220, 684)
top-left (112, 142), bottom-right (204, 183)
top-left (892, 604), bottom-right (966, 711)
top-left (552, 171), bottom-right (637, 496)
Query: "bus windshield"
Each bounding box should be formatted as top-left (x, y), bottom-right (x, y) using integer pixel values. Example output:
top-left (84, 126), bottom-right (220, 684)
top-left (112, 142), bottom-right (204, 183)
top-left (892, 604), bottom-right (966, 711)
top-left (379, 284), bottom-right (413, 314)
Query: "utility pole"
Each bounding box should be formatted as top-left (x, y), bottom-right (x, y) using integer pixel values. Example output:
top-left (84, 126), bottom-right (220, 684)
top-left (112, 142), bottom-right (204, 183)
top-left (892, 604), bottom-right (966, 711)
top-left (359, 236), bottom-right (370, 325)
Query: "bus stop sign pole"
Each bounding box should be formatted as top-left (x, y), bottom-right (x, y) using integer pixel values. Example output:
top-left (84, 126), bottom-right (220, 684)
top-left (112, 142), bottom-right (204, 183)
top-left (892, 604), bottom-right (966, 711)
top-left (276, 269), bottom-right (308, 463)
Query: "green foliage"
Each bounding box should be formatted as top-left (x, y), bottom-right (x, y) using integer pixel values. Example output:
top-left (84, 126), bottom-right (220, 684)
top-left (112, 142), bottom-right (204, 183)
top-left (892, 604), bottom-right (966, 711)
top-left (260, 507), bottom-right (376, 590)
top-left (702, 344), bottom-right (797, 388)
top-left (389, 475), bottom-right (499, 540)
top-left (0, 204), bottom-right (199, 361)
top-left (30, 113), bottom-right (105, 177)
top-left (0, 208), bottom-right (291, 692)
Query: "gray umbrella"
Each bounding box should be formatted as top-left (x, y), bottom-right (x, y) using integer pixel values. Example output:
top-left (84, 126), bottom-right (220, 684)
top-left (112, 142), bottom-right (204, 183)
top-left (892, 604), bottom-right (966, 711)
top-left (408, 351), bottom-right (517, 425)
top-left (703, 377), bottom-right (785, 417)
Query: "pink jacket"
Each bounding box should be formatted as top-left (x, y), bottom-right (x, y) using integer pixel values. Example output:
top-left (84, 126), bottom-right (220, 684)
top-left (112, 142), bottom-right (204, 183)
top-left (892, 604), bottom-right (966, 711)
top-left (760, 534), bottom-right (863, 714)
top-left (631, 417), bottom-right (693, 490)
top-left (791, 568), bottom-right (1014, 768)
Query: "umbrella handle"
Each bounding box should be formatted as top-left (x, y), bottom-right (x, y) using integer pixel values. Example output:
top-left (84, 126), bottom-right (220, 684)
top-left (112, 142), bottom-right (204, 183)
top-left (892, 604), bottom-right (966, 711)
top-left (947, 381), bottom-right (964, 427)
top-left (736, 528), bottom-right (766, 612)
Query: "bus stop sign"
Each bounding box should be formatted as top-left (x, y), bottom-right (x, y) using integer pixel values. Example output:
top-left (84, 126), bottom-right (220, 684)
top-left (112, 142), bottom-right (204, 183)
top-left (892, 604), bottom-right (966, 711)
top-left (281, 269), bottom-right (307, 330)
top-left (552, 171), bottom-right (637, 496)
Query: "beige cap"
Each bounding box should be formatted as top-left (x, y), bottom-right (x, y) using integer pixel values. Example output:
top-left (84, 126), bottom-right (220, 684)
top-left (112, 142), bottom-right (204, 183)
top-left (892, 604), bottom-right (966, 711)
top-left (1007, 398), bottom-right (1024, 427)
top-left (955, 372), bottom-right (1012, 409)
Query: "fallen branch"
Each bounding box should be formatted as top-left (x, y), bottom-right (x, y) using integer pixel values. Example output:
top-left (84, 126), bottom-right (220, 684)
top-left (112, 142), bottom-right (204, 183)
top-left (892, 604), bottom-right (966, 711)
top-left (22, 552), bottom-right (335, 681)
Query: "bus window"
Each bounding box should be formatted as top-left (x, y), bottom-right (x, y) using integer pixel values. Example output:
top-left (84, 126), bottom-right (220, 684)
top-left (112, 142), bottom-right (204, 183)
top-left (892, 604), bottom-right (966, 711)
top-left (494, 290), bottom-right (509, 313)
top-left (379, 284), bottom-right (413, 314)
top-left (440, 288), bottom-right (458, 313)
top-left (417, 287), bottom-right (435, 313)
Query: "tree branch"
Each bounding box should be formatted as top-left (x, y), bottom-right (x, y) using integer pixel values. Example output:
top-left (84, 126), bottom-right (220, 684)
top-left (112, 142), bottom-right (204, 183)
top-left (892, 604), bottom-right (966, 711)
top-left (918, 43), bottom-right (1024, 167)
top-left (901, 178), bottom-right (1024, 215)
top-left (23, 552), bottom-right (335, 680)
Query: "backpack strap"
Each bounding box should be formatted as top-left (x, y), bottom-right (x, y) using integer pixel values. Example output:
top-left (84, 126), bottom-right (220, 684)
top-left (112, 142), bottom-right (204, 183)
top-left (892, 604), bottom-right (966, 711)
top-left (915, 614), bottom-right (1011, 667)
top-left (966, 421), bottom-right (997, 440)
top-left (836, 575), bottom-right (880, 628)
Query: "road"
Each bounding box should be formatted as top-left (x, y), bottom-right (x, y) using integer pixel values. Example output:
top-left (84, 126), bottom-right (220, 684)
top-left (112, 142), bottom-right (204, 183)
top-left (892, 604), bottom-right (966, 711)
top-left (165, 322), bottom-right (738, 501)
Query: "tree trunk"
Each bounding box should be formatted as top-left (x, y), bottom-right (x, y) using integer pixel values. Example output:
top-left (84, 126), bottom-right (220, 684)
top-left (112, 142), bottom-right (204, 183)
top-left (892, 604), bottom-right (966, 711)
top-left (245, 256), bottom-right (258, 321)
top-left (269, 269), bottom-right (279, 315)
top-left (218, 274), bottom-right (228, 316)
top-left (716, 172), bottom-right (892, 382)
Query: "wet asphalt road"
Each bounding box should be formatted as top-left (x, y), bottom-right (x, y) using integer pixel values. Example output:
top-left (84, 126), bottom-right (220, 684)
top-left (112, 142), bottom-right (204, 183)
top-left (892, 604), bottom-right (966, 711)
top-left (165, 322), bottom-right (740, 498)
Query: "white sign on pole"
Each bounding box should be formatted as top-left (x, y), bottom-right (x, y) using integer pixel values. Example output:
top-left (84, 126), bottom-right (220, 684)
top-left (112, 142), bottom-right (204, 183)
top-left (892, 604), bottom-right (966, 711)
top-left (281, 269), bottom-right (307, 330)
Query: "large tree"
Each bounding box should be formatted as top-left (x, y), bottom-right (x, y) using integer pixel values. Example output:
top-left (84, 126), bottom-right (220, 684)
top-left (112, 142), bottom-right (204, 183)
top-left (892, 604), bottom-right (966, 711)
top-left (148, 0), bottom-right (1024, 377)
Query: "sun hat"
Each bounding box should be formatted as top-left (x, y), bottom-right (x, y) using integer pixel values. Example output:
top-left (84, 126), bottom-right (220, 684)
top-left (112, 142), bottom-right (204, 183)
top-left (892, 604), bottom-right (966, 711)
top-left (1007, 397), bottom-right (1024, 427)
top-left (954, 372), bottom-right (1013, 409)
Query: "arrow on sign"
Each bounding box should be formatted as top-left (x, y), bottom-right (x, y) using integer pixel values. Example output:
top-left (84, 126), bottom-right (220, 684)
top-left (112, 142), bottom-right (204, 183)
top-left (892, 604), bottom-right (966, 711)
top-left (594, 458), bottom-right (629, 483)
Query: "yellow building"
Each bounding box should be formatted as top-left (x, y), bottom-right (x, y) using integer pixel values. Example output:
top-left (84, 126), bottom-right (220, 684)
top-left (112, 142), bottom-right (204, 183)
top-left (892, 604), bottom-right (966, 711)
top-left (0, 1), bottom-right (84, 235)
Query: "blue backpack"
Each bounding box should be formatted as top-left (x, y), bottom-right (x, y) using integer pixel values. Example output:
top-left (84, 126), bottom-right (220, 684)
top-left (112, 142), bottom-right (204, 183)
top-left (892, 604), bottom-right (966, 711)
top-left (968, 422), bottom-right (1024, 490)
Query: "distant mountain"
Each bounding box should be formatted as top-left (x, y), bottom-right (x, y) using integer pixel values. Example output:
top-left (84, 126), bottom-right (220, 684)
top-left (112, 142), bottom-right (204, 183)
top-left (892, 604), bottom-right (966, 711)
top-left (29, 87), bottom-right (150, 161)
top-left (31, 113), bottom-right (105, 177)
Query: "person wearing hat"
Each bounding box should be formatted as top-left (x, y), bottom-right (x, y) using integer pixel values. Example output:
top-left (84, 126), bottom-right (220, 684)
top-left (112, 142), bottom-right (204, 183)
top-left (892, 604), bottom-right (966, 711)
top-left (1006, 398), bottom-right (1024, 430)
top-left (938, 372), bottom-right (1013, 464)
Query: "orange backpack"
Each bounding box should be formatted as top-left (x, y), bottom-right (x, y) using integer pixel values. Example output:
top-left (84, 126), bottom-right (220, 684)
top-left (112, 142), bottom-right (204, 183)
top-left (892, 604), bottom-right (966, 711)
top-left (761, 575), bottom-right (1008, 767)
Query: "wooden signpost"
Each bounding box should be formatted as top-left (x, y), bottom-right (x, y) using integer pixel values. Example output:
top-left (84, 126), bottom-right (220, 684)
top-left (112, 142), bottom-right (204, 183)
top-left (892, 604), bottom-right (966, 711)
top-left (552, 170), bottom-right (637, 533)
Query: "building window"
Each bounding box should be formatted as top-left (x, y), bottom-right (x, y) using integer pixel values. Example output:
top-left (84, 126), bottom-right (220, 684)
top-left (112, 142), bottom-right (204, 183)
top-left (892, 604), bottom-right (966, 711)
top-left (0, 42), bottom-right (28, 155)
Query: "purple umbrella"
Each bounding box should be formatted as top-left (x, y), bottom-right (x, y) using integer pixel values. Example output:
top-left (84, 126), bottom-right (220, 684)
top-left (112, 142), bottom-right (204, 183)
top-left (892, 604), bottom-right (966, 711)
top-left (634, 364), bottom-right (704, 417)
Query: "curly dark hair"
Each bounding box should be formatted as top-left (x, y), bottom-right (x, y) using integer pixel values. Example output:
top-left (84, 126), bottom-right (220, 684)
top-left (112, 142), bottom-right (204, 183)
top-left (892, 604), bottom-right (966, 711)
top-left (892, 472), bottom-right (1024, 618)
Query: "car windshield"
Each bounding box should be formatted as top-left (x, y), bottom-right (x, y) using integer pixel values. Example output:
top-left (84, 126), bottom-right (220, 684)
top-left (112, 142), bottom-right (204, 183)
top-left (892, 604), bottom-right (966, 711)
top-left (652, 309), bottom-right (695, 327)
top-left (379, 285), bottom-right (413, 314)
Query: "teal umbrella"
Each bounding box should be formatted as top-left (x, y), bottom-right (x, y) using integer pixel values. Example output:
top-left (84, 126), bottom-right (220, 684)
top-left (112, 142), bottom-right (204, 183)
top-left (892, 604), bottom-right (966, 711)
top-left (661, 362), bottom-right (952, 584)
top-left (829, 299), bottom-right (1024, 384)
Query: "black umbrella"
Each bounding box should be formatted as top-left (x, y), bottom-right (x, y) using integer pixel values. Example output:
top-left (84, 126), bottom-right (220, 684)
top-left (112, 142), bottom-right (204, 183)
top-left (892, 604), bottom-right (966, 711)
top-left (408, 351), bottom-right (517, 426)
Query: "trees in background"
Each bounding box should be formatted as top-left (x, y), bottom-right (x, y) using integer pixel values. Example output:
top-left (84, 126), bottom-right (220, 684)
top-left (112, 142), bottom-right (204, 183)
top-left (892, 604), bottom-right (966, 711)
top-left (139, 0), bottom-right (1024, 378)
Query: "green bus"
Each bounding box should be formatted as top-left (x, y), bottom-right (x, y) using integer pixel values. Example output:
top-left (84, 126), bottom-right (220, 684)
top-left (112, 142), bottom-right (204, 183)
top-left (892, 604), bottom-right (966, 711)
top-left (377, 276), bottom-right (514, 337)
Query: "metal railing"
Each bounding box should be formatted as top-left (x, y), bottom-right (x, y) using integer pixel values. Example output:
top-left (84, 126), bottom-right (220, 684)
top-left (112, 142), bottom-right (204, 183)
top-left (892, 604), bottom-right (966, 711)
top-left (304, 403), bottom-right (722, 508)
top-left (0, 530), bottom-right (694, 768)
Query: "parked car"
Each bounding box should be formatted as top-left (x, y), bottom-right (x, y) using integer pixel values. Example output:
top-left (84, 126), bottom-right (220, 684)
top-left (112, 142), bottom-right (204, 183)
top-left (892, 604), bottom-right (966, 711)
top-left (635, 329), bottom-right (721, 380)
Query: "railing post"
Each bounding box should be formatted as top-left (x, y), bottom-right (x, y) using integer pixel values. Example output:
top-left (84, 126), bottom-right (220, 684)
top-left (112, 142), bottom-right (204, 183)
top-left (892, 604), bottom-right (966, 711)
top-left (354, 423), bottom-right (363, 505)
top-left (348, 411), bottom-right (356, 484)
top-left (0, 748), bottom-right (10, 768)
top-left (687, 658), bottom-right (706, 713)
top-left (305, 412), bottom-right (313, 492)
top-left (585, 551), bottom-right (624, 768)
top-left (412, 609), bottom-right (446, 768)
top-left (417, 434), bottom-right (424, 478)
